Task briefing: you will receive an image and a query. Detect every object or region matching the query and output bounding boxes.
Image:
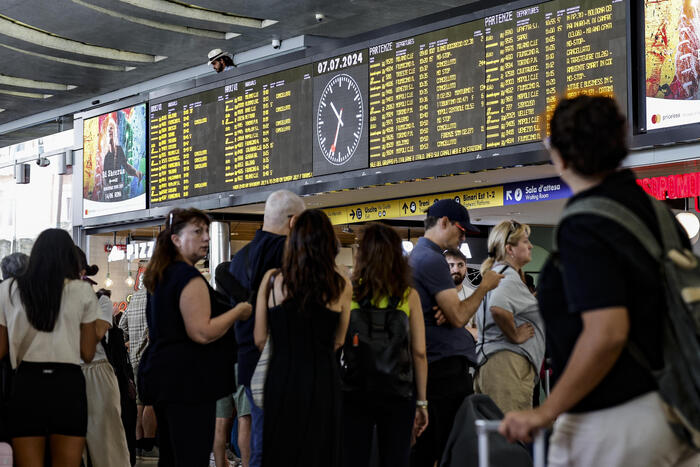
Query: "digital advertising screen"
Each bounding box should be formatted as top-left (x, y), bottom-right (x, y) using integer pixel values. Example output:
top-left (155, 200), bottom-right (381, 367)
top-left (646, 0), bottom-right (700, 130)
top-left (83, 103), bottom-right (147, 218)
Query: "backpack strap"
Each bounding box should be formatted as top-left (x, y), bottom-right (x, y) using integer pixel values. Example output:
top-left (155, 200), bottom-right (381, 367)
top-left (554, 196), bottom-right (663, 261)
top-left (650, 198), bottom-right (684, 251)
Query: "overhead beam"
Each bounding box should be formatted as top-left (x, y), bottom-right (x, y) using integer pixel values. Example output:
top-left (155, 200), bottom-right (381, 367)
top-left (119, 0), bottom-right (277, 28)
top-left (0, 13), bottom-right (166, 62)
top-left (72, 0), bottom-right (240, 40)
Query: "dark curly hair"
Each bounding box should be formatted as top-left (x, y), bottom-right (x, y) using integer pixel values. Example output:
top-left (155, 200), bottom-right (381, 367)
top-left (352, 223), bottom-right (412, 304)
top-left (281, 209), bottom-right (345, 311)
top-left (549, 95), bottom-right (627, 176)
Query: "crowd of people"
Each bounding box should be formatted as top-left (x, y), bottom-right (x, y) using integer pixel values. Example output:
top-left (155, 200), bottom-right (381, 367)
top-left (0, 95), bottom-right (697, 467)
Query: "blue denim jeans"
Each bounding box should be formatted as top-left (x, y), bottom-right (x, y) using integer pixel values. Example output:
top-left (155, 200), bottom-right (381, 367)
top-left (244, 385), bottom-right (264, 467)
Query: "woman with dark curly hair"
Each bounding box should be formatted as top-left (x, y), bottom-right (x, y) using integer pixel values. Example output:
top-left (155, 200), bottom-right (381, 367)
top-left (499, 95), bottom-right (699, 466)
top-left (341, 222), bottom-right (428, 467)
top-left (254, 209), bottom-right (352, 467)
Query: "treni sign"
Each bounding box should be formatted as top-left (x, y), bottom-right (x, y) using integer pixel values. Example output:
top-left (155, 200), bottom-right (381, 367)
top-left (636, 173), bottom-right (700, 201)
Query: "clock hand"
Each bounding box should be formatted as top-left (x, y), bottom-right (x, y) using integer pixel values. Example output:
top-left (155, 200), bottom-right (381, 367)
top-left (330, 109), bottom-right (343, 154)
top-left (330, 102), bottom-right (344, 126)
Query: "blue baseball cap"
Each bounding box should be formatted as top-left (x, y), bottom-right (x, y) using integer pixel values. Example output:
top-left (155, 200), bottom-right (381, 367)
top-left (426, 199), bottom-right (480, 234)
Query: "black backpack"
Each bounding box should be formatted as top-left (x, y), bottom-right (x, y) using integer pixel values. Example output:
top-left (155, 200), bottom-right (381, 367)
top-left (340, 296), bottom-right (414, 399)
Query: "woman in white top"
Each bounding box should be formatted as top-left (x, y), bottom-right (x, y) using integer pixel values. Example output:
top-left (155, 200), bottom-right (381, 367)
top-left (473, 220), bottom-right (546, 414)
top-left (75, 247), bottom-right (131, 467)
top-left (0, 229), bottom-right (98, 466)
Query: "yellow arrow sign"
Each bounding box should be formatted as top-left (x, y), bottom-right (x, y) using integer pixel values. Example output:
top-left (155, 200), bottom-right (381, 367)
top-left (324, 186), bottom-right (504, 225)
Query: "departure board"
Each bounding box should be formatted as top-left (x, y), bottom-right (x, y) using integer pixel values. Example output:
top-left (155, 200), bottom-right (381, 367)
top-left (149, 65), bottom-right (313, 205)
top-left (149, 87), bottom-right (226, 203)
top-left (225, 66), bottom-right (313, 190)
top-left (147, 0), bottom-right (628, 205)
top-left (367, 0), bottom-right (627, 167)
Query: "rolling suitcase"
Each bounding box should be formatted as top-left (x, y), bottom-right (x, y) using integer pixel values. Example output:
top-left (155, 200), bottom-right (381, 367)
top-left (475, 420), bottom-right (545, 467)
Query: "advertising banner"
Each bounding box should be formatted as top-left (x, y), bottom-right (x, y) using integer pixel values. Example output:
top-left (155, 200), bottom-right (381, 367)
top-left (83, 103), bottom-right (146, 218)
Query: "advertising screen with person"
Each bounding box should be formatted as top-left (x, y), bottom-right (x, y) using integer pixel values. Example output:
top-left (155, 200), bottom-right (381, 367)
top-left (83, 103), bottom-right (146, 218)
top-left (646, 0), bottom-right (700, 130)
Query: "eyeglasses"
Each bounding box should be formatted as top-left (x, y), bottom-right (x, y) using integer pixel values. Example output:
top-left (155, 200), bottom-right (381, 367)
top-left (505, 220), bottom-right (521, 244)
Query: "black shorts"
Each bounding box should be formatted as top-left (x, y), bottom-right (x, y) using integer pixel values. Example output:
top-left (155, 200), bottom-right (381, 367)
top-left (9, 362), bottom-right (87, 438)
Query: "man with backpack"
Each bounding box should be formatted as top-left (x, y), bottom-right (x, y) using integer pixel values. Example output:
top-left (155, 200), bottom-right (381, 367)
top-left (409, 200), bottom-right (503, 467)
top-left (499, 95), bottom-right (699, 466)
top-left (228, 190), bottom-right (305, 467)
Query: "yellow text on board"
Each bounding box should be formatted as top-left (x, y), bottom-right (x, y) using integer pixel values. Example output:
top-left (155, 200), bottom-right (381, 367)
top-left (324, 186), bottom-right (504, 225)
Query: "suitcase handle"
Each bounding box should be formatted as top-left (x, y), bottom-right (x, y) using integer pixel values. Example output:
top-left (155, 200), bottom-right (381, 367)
top-left (474, 420), bottom-right (545, 467)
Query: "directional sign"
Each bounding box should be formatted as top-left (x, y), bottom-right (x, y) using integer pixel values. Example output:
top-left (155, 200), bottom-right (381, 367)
top-left (323, 177), bottom-right (570, 226)
top-left (503, 177), bottom-right (571, 206)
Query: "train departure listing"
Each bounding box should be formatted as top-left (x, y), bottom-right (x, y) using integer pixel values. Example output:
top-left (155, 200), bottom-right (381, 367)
top-left (149, 0), bottom-right (627, 202)
top-left (368, 0), bottom-right (626, 165)
top-left (149, 65), bottom-right (313, 205)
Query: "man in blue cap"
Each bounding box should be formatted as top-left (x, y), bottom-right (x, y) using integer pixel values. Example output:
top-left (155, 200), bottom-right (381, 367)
top-left (410, 199), bottom-right (503, 467)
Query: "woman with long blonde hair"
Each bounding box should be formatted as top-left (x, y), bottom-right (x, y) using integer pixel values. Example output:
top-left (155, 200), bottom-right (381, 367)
top-left (473, 220), bottom-right (545, 414)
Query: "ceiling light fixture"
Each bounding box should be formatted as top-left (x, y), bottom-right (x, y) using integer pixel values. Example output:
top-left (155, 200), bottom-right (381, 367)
top-left (0, 43), bottom-right (136, 71)
top-left (0, 89), bottom-right (52, 99)
top-left (676, 212), bottom-right (700, 240)
top-left (119, 0), bottom-right (277, 28)
top-left (0, 74), bottom-right (76, 91)
top-left (72, 0), bottom-right (239, 39)
top-left (0, 13), bottom-right (166, 62)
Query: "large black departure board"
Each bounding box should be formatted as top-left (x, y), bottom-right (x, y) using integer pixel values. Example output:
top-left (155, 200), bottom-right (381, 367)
top-left (368, 0), bottom-right (627, 167)
top-left (148, 0), bottom-right (628, 205)
top-left (149, 65), bottom-right (313, 205)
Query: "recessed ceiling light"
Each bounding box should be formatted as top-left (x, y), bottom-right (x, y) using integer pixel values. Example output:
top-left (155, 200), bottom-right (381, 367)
top-left (0, 74), bottom-right (76, 91)
top-left (120, 0), bottom-right (277, 28)
top-left (507, 212), bottom-right (521, 215)
top-left (0, 89), bottom-right (52, 99)
top-left (71, 0), bottom-right (240, 40)
top-left (0, 44), bottom-right (136, 71)
top-left (0, 13), bottom-right (165, 63)
top-left (472, 179), bottom-right (486, 184)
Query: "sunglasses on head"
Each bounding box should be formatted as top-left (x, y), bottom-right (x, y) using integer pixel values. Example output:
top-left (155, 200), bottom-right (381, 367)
top-left (505, 220), bottom-right (521, 244)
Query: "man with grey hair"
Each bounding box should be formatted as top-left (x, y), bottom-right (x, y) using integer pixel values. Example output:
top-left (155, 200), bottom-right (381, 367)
top-left (228, 189), bottom-right (305, 467)
top-left (1, 252), bottom-right (29, 280)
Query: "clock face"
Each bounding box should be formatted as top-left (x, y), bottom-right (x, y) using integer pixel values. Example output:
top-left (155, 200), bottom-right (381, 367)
top-left (316, 73), bottom-right (364, 166)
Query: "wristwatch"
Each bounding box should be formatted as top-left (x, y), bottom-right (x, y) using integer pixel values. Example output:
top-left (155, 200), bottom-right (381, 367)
top-left (416, 400), bottom-right (428, 408)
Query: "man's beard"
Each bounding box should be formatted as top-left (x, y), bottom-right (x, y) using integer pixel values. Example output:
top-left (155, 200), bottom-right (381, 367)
top-left (452, 273), bottom-right (465, 286)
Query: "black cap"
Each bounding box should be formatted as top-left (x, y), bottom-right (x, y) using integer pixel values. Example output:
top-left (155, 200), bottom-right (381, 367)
top-left (426, 199), bottom-right (480, 234)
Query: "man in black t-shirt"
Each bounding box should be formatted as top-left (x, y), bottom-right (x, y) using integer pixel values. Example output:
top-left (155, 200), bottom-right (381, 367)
top-left (499, 95), bottom-right (698, 467)
top-left (228, 190), bottom-right (305, 467)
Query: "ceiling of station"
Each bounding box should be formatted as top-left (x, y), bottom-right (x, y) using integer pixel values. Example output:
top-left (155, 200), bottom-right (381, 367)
top-left (0, 0), bottom-right (484, 145)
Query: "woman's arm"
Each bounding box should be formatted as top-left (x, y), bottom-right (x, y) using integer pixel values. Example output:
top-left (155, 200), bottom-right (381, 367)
top-left (254, 269), bottom-right (275, 351)
top-left (333, 277), bottom-right (353, 351)
top-left (408, 288), bottom-right (429, 436)
top-left (180, 276), bottom-right (252, 344)
top-left (490, 306), bottom-right (534, 344)
top-left (499, 306), bottom-right (629, 442)
top-left (80, 321), bottom-right (97, 363)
